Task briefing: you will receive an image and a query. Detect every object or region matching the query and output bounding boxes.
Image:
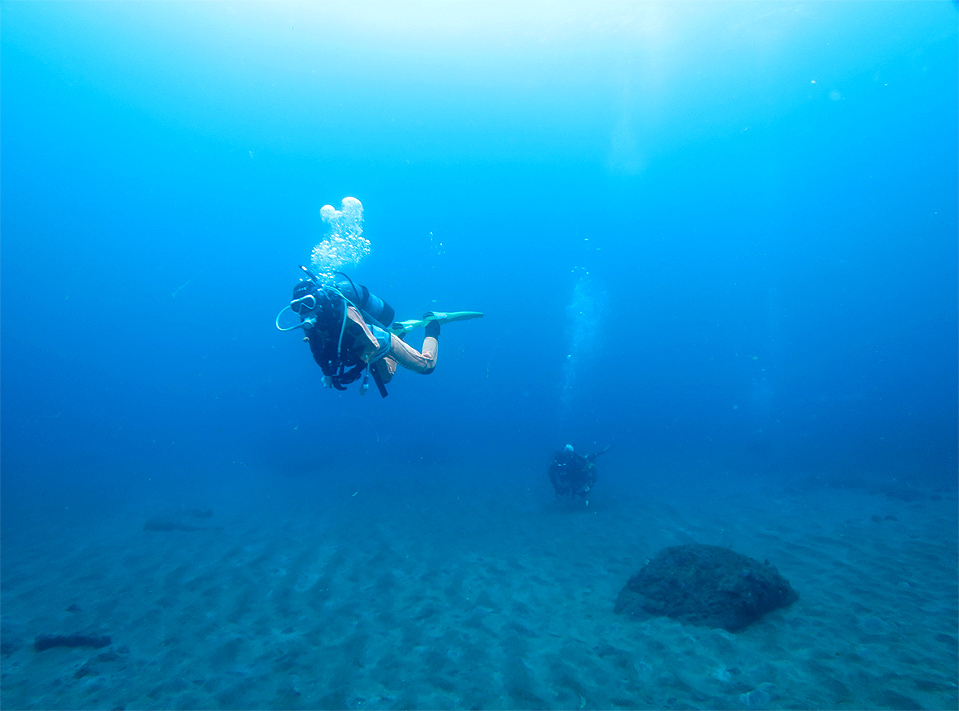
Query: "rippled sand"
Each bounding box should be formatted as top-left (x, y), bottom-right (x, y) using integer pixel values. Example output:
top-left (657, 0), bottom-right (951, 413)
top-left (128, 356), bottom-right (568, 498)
top-left (2, 465), bottom-right (956, 709)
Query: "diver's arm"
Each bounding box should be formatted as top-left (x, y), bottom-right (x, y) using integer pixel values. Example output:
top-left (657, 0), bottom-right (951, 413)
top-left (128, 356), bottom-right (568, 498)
top-left (585, 445), bottom-right (612, 463)
top-left (345, 305), bottom-right (381, 363)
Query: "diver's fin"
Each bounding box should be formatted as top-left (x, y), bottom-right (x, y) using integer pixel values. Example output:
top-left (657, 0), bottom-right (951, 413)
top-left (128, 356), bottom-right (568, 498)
top-left (423, 311), bottom-right (484, 324)
top-left (390, 311), bottom-right (484, 335)
top-left (389, 319), bottom-right (422, 335)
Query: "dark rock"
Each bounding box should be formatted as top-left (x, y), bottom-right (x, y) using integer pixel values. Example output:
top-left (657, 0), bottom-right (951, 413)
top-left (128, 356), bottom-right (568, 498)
top-left (65, 603), bottom-right (81, 613)
top-left (34, 634), bottom-right (111, 652)
top-left (614, 544), bottom-right (798, 632)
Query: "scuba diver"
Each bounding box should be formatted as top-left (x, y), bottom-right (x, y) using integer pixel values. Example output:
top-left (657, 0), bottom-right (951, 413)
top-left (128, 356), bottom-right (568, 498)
top-left (548, 444), bottom-right (611, 505)
top-left (276, 267), bottom-right (482, 397)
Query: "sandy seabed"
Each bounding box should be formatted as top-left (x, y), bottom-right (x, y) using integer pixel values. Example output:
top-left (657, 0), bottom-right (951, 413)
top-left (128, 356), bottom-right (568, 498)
top-left (2, 465), bottom-right (957, 710)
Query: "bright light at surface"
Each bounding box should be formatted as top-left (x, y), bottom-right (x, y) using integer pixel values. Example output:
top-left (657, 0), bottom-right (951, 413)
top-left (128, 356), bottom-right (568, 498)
top-left (4, 1), bottom-right (954, 166)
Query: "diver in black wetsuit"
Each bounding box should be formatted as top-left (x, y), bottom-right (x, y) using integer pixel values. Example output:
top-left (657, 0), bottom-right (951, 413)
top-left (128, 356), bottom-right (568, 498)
top-left (276, 268), bottom-right (482, 397)
top-left (547, 444), bottom-right (611, 504)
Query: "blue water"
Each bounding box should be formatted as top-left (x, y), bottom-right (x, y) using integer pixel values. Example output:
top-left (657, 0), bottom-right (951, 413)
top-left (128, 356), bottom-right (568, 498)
top-left (1, 3), bottom-right (957, 708)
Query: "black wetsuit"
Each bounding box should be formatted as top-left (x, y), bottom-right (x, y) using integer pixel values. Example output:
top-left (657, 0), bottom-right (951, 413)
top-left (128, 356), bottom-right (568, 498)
top-left (548, 449), bottom-right (601, 498)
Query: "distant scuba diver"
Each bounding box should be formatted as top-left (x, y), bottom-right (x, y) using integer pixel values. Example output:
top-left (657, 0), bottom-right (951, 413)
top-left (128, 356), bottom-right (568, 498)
top-left (276, 267), bottom-right (482, 397)
top-left (548, 444), bottom-right (611, 504)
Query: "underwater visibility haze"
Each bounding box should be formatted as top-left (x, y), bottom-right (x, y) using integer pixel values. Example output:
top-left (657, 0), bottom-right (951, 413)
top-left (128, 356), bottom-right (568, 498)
top-left (2, 3), bottom-right (957, 709)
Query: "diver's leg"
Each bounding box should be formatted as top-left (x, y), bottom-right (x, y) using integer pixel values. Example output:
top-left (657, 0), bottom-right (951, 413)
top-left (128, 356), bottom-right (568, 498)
top-left (388, 332), bottom-right (438, 374)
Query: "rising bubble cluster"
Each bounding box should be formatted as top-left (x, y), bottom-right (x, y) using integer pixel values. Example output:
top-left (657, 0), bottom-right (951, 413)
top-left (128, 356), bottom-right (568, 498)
top-left (310, 196), bottom-right (370, 283)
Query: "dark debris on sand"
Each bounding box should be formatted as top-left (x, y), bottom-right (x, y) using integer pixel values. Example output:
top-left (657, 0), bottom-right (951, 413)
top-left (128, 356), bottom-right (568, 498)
top-left (143, 508), bottom-right (220, 532)
top-left (33, 634), bottom-right (112, 652)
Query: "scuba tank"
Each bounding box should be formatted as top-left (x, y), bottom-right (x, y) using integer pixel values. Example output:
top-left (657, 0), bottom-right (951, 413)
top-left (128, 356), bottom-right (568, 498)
top-left (330, 273), bottom-right (395, 330)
